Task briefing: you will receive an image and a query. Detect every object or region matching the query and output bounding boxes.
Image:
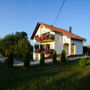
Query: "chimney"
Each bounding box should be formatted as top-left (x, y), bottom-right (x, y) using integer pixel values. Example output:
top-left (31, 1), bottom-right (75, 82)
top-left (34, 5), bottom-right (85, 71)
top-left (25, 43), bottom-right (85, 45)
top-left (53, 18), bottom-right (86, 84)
top-left (69, 26), bottom-right (72, 33)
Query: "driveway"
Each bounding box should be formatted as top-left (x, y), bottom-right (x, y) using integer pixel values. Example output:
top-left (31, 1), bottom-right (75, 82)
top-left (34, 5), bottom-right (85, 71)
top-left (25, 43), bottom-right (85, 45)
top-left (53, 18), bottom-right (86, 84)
top-left (13, 59), bottom-right (52, 67)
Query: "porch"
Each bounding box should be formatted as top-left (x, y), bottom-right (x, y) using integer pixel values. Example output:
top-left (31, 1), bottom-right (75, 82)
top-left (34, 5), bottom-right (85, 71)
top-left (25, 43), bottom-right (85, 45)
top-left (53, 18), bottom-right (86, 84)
top-left (34, 44), bottom-right (55, 59)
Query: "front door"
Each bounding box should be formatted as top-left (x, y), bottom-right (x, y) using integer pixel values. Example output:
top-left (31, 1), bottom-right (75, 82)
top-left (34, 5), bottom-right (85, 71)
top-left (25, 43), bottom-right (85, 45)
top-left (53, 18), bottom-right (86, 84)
top-left (64, 43), bottom-right (69, 56)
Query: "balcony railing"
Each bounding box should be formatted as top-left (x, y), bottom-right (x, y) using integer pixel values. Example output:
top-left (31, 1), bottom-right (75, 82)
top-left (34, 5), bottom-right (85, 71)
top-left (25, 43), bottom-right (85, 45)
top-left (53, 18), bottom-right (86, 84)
top-left (35, 34), bottom-right (55, 42)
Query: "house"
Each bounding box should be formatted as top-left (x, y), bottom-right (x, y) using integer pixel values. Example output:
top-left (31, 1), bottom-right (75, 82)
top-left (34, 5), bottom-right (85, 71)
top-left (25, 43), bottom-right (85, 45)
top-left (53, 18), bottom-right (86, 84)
top-left (31, 22), bottom-right (86, 60)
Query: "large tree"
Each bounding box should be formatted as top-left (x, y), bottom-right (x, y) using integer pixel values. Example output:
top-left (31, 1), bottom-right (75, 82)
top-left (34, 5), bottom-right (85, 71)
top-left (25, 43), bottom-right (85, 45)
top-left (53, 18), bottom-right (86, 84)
top-left (0, 31), bottom-right (32, 60)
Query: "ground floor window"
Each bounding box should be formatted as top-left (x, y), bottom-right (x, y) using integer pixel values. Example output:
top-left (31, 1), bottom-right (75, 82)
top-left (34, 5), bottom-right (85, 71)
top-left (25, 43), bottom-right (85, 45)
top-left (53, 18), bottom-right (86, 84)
top-left (35, 45), bottom-right (39, 49)
top-left (46, 44), bottom-right (50, 49)
top-left (40, 44), bottom-right (50, 50)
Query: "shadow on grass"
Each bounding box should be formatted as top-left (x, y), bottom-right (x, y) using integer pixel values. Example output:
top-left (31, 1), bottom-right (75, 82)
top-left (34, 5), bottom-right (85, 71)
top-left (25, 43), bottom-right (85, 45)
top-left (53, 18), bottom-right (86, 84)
top-left (0, 60), bottom-right (79, 90)
top-left (29, 71), bottom-right (90, 90)
top-left (78, 73), bottom-right (90, 90)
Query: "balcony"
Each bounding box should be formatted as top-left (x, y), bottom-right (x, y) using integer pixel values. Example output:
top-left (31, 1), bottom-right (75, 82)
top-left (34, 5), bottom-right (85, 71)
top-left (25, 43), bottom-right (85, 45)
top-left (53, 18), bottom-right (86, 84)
top-left (35, 34), bottom-right (55, 42)
top-left (35, 49), bottom-right (54, 54)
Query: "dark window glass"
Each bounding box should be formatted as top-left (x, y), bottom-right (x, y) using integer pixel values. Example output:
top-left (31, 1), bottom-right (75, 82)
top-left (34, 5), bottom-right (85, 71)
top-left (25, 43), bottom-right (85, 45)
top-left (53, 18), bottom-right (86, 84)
top-left (46, 44), bottom-right (50, 49)
top-left (35, 45), bottom-right (39, 49)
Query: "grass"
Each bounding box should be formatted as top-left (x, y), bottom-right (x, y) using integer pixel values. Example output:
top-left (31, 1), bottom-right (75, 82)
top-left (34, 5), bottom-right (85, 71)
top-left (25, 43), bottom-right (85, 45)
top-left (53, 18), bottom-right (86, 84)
top-left (0, 58), bottom-right (90, 90)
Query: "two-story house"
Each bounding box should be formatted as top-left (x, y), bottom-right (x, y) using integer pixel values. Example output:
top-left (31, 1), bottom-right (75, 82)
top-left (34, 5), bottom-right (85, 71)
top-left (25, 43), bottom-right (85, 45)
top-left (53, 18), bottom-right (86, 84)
top-left (31, 22), bottom-right (86, 60)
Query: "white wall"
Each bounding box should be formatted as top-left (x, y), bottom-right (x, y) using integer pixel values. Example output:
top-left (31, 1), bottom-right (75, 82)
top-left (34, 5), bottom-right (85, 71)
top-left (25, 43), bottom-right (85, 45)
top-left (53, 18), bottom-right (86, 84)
top-left (54, 33), bottom-right (63, 54)
top-left (33, 26), bottom-right (41, 60)
top-left (40, 26), bottom-right (55, 35)
top-left (71, 39), bottom-right (83, 55)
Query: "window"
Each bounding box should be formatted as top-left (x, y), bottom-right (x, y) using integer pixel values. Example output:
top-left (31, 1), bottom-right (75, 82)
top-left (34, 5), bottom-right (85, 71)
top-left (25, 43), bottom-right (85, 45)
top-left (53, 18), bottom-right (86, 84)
top-left (47, 32), bottom-right (50, 35)
top-left (35, 45), bottom-right (39, 49)
top-left (40, 44), bottom-right (46, 49)
top-left (46, 44), bottom-right (50, 49)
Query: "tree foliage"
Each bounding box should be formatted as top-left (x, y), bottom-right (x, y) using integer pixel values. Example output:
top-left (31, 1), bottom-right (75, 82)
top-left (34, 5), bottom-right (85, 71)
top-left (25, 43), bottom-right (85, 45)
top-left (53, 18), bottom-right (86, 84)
top-left (61, 50), bottom-right (67, 62)
top-left (52, 51), bottom-right (57, 63)
top-left (0, 31), bottom-right (32, 60)
top-left (0, 31), bottom-right (32, 68)
top-left (40, 52), bottom-right (45, 65)
top-left (6, 48), bottom-right (14, 67)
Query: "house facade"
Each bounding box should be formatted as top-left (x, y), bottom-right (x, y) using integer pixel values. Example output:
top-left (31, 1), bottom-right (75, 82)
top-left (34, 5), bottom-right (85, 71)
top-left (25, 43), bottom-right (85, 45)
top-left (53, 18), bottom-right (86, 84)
top-left (31, 22), bottom-right (86, 60)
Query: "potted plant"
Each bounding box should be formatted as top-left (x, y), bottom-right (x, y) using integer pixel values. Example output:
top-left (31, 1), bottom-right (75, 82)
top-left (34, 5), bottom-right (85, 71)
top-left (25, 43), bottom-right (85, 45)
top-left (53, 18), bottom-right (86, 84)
top-left (41, 35), bottom-right (44, 40)
top-left (44, 34), bottom-right (49, 40)
top-left (35, 49), bottom-right (41, 53)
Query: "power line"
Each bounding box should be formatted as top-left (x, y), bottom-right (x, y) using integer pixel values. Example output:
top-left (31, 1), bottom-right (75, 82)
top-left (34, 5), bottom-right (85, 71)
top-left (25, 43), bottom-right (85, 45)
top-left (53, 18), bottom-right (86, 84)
top-left (56, 0), bottom-right (60, 7)
top-left (53, 0), bottom-right (66, 25)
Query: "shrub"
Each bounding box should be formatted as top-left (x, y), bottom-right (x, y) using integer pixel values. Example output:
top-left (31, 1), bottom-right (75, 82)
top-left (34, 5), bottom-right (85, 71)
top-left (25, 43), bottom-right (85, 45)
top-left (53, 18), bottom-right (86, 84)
top-left (61, 50), bottom-right (66, 62)
top-left (79, 58), bottom-right (86, 66)
top-left (40, 52), bottom-right (45, 65)
top-left (53, 51), bottom-right (57, 63)
top-left (24, 51), bottom-right (30, 69)
top-left (7, 52), bottom-right (14, 67)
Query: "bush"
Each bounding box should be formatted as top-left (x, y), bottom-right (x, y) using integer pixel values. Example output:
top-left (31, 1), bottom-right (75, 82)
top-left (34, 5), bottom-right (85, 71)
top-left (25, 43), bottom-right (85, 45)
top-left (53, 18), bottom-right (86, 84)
top-left (7, 53), bottom-right (14, 67)
top-left (40, 52), bottom-right (45, 65)
top-left (24, 51), bottom-right (30, 69)
top-left (61, 50), bottom-right (66, 62)
top-left (53, 51), bottom-right (57, 63)
top-left (79, 58), bottom-right (86, 66)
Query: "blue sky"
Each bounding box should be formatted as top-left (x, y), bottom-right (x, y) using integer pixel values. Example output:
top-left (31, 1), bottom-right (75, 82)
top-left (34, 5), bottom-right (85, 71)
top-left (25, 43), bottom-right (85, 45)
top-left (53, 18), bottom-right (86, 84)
top-left (0, 0), bottom-right (90, 45)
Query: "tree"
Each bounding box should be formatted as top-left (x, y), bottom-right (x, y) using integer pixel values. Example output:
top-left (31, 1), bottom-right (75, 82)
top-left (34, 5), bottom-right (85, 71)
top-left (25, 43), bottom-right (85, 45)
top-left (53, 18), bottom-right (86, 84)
top-left (24, 50), bottom-right (30, 69)
top-left (52, 51), bottom-right (57, 63)
top-left (40, 52), bottom-right (45, 65)
top-left (61, 50), bottom-right (67, 62)
top-left (0, 34), bottom-right (15, 55)
top-left (0, 32), bottom-right (33, 68)
top-left (14, 31), bottom-right (27, 42)
top-left (15, 38), bottom-right (31, 68)
top-left (0, 32), bottom-right (33, 60)
top-left (6, 48), bottom-right (14, 67)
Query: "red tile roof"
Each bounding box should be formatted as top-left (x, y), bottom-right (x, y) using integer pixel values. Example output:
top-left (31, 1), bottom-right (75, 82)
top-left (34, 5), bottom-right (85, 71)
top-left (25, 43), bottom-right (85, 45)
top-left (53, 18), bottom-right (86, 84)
top-left (31, 22), bottom-right (86, 41)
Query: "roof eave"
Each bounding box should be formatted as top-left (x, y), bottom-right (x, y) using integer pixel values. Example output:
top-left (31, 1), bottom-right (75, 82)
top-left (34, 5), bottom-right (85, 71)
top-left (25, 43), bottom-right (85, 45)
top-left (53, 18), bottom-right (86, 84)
top-left (30, 22), bottom-right (40, 39)
top-left (71, 38), bottom-right (86, 41)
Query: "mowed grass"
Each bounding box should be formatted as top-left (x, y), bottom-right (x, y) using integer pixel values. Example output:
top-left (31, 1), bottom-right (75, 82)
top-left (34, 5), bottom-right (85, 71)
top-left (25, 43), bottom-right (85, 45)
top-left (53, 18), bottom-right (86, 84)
top-left (0, 59), bottom-right (90, 90)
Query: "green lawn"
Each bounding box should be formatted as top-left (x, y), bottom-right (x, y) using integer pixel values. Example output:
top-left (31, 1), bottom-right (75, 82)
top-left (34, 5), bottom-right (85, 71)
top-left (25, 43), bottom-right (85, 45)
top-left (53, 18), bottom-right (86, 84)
top-left (0, 59), bottom-right (90, 90)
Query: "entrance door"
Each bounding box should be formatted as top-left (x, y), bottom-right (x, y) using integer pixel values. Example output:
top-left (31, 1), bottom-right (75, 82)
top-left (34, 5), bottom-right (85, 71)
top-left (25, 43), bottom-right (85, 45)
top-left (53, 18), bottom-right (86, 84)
top-left (71, 44), bottom-right (76, 55)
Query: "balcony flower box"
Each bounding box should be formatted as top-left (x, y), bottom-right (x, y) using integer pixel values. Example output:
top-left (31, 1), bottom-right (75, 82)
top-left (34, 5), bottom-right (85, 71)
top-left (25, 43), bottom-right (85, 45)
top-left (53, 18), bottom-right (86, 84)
top-left (35, 49), bottom-right (41, 53)
top-left (37, 37), bottom-right (41, 41)
top-left (44, 50), bottom-right (49, 54)
top-left (44, 34), bottom-right (49, 40)
top-left (41, 35), bottom-right (44, 40)
top-left (35, 36), bottom-right (38, 41)
top-left (45, 54), bottom-right (53, 59)
top-left (35, 37), bottom-right (41, 42)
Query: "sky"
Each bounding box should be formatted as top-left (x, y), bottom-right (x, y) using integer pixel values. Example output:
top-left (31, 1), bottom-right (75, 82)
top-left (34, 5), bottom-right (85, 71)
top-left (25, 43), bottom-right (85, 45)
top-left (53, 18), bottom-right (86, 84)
top-left (0, 0), bottom-right (90, 45)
